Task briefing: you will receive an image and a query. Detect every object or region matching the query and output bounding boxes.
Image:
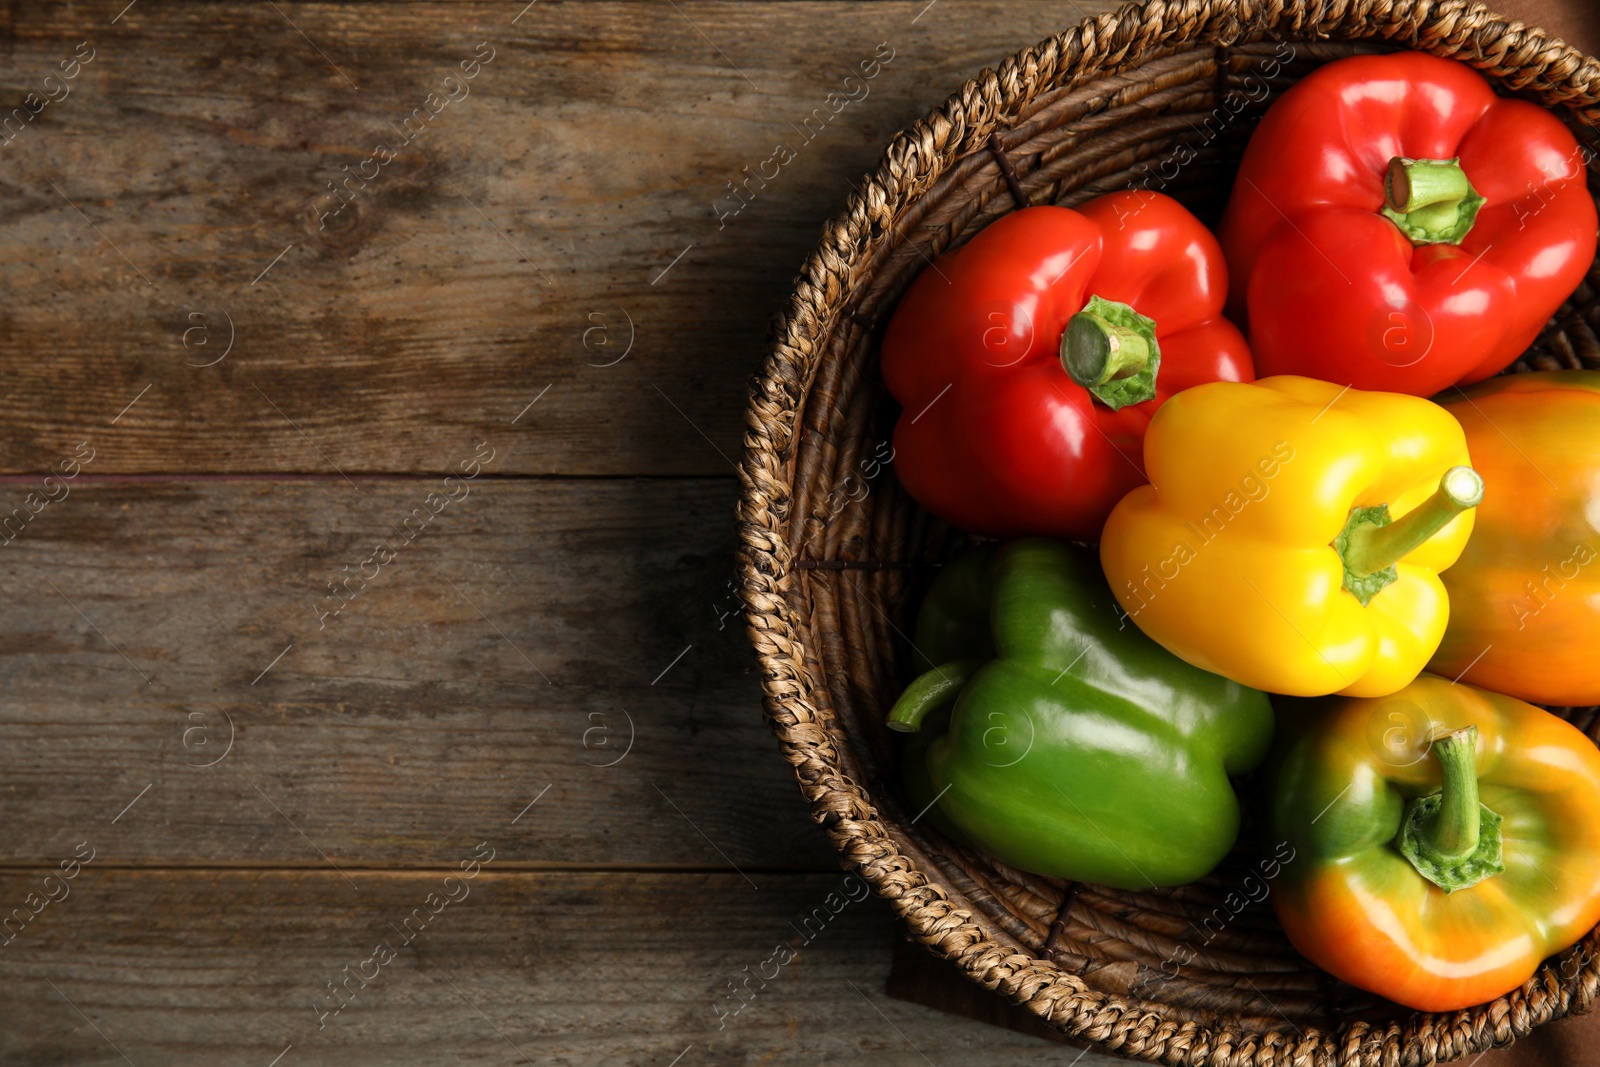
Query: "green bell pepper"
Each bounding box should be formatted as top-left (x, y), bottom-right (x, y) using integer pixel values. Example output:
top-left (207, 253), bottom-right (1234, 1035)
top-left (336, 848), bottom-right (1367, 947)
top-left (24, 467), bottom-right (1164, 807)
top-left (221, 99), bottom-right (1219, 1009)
top-left (888, 539), bottom-right (1273, 888)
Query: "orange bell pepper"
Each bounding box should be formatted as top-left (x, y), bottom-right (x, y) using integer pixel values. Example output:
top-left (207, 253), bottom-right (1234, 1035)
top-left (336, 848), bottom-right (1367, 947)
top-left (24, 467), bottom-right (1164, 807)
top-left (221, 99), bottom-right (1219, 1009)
top-left (1270, 675), bottom-right (1600, 1011)
top-left (1430, 372), bottom-right (1600, 705)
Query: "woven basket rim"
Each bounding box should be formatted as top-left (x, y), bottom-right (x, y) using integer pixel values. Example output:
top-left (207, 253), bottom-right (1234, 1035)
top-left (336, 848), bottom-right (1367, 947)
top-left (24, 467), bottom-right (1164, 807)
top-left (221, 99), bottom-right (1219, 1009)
top-left (736, 2), bottom-right (1600, 1063)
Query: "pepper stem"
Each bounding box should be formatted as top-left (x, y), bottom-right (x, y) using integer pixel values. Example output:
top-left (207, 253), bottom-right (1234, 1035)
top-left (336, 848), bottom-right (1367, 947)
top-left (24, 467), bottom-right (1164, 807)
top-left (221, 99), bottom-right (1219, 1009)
top-left (1394, 726), bottom-right (1506, 893)
top-left (886, 659), bottom-right (980, 733)
top-left (1064, 312), bottom-right (1150, 386)
top-left (1429, 728), bottom-right (1481, 859)
top-left (1335, 466), bottom-right (1482, 605)
top-left (1382, 157), bottom-right (1485, 245)
top-left (1059, 295), bottom-right (1161, 411)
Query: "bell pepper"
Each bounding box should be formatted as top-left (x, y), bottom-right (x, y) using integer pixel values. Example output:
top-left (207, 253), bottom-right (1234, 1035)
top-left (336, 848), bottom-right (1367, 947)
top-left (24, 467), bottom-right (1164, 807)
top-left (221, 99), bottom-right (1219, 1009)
top-left (1270, 675), bottom-right (1600, 1011)
top-left (1100, 376), bottom-right (1480, 698)
top-left (880, 191), bottom-right (1254, 542)
top-left (1220, 51), bottom-right (1597, 396)
top-left (887, 539), bottom-right (1272, 889)
top-left (1430, 372), bottom-right (1600, 705)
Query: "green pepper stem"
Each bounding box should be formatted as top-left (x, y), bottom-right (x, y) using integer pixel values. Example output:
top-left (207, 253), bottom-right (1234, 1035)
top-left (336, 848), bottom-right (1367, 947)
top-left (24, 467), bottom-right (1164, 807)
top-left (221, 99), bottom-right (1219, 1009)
top-left (1341, 466), bottom-right (1483, 579)
top-left (1387, 157), bottom-right (1471, 213)
top-left (1382, 157), bottom-right (1485, 245)
top-left (1395, 725), bottom-right (1506, 893)
top-left (886, 659), bottom-right (980, 733)
top-left (1062, 310), bottom-right (1151, 389)
top-left (1424, 728), bottom-right (1481, 859)
top-left (1058, 295), bottom-right (1161, 411)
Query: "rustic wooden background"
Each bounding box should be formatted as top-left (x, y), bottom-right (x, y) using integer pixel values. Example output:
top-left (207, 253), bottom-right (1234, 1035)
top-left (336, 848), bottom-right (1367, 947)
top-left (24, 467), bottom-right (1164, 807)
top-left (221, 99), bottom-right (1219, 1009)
top-left (1, 2), bottom-right (1596, 1065)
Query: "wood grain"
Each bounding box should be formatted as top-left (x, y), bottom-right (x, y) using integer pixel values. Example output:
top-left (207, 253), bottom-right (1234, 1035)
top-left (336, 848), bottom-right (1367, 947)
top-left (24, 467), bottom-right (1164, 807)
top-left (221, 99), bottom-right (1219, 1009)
top-left (0, 868), bottom-right (1121, 1065)
top-left (0, 4), bottom-right (1139, 1058)
top-left (0, 0), bottom-right (1118, 476)
top-left (0, 476), bottom-right (840, 868)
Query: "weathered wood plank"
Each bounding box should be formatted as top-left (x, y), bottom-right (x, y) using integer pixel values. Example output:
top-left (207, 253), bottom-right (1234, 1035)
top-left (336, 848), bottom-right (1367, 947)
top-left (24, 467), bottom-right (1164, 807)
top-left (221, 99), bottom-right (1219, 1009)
top-left (0, 868), bottom-right (1122, 1065)
top-left (0, 0), bottom-right (1117, 476)
top-left (0, 476), bottom-right (842, 868)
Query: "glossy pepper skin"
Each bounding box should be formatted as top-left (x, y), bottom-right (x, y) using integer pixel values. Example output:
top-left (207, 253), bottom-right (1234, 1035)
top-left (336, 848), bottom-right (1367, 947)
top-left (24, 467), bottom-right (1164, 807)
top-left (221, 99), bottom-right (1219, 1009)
top-left (1430, 372), bottom-right (1600, 705)
top-left (888, 539), bottom-right (1273, 889)
top-left (880, 191), bottom-right (1254, 542)
top-left (1271, 675), bottom-right (1600, 1012)
top-left (1101, 376), bottom-right (1479, 698)
top-left (1220, 52), bottom-right (1597, 396)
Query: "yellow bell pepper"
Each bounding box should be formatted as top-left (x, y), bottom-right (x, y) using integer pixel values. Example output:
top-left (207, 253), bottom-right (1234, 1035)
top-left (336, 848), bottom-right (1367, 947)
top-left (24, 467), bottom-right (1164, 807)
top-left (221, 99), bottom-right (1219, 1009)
top-left (1100, 376), bottom-right (1479, 698)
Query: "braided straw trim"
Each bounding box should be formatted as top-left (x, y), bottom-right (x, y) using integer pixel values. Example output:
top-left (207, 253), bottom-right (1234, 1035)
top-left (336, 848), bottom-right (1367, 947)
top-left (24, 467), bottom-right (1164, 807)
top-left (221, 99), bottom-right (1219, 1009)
top-left (737, 2), bottom-right (1600, 1063)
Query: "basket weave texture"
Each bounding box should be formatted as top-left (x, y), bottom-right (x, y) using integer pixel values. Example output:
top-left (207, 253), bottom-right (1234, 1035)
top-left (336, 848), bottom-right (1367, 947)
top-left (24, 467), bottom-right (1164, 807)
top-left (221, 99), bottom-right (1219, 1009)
top-left (736, 2), bottom-right (1600, 1063)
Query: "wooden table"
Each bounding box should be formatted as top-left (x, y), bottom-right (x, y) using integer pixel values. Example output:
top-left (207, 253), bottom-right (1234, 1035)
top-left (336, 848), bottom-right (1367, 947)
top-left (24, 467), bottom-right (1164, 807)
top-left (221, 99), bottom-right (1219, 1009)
top-left (1, 3), bottom-right (1595, 1064)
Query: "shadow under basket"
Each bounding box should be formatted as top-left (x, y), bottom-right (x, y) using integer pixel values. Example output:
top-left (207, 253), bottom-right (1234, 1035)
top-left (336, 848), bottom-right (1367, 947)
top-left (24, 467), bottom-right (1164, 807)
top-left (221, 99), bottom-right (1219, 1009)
top-left (736, 1), bottom-right (1600, 1064)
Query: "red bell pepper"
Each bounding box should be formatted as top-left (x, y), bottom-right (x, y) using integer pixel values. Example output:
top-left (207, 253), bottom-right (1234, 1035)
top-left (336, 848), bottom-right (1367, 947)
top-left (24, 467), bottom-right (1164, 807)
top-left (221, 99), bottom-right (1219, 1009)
top-left (1220, 51), bottom-right (1597, 396)
top-left (880, 191), bottom-right (1253, 541)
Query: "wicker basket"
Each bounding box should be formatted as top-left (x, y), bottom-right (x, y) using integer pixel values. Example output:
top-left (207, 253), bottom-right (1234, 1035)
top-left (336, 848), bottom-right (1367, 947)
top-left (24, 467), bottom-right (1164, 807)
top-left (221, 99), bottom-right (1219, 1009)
top-left (737, 2), bottom-right (1600, 1064)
